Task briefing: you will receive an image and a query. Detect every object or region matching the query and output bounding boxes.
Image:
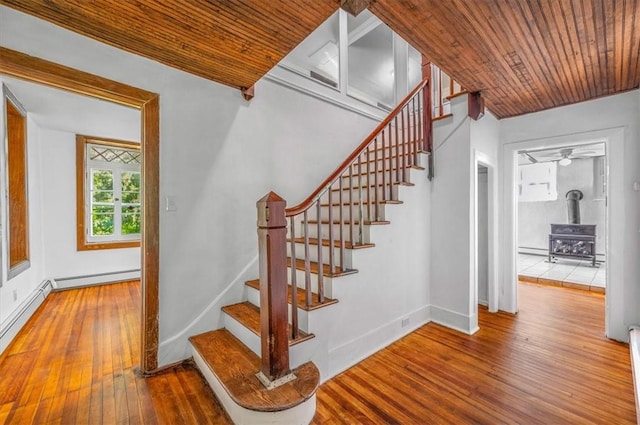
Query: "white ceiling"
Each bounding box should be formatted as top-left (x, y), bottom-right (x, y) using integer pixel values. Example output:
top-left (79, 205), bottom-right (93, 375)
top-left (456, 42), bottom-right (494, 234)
top-left (518, 142), bottom-right (605, 166)
top-left (1, 76), bottom-right (140, 142)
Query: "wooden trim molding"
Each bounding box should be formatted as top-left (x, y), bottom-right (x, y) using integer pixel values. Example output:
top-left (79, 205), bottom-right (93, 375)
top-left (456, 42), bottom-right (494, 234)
top-left (0, 47), bottom-right (160, 373)
top-left (4, 90), bottom-right (30, 278)
top-left (75, 134), bottom-right (142, 251)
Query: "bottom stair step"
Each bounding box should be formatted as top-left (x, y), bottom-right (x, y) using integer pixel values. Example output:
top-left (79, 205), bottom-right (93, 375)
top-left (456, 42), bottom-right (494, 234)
top-left (189, 329), bottom-right (319, 421)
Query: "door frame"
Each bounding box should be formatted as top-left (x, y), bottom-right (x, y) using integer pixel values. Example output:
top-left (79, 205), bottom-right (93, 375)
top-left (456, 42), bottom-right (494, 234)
top-left (501, 127), bottom-right (625, 341)
top-left (0, 47), bottom-right (160, 372)
top-left (472, 149), bottom-right (498, 333)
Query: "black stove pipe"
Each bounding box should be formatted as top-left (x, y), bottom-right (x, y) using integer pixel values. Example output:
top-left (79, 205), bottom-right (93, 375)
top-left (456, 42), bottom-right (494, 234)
top-left (566, 189), bottom-right (583, 224)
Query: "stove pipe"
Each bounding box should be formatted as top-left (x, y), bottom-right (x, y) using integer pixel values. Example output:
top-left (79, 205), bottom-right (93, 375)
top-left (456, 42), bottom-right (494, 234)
top-left (565, 189), bottom-right (583, 224)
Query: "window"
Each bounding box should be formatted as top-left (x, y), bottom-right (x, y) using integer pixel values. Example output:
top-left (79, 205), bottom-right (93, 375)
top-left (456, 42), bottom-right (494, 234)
top-left (3, 86), bottom-right (30, 279)
top-left (407, 45), bottom-right (423, 91)
top-left (277, 10), bottom-right (425, 112)
top-left (347, 10), bottom-right (395, 109)
top-left (280, 12), bottom-right (340, 88)
top-left (76, 135), bottom-right (141, 250)
top-left (518, 162), bottom-right (558, 202)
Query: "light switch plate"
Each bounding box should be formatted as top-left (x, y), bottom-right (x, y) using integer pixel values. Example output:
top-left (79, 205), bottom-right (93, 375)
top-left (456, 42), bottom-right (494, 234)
top-left (165, 195), bottom-right (177, 212)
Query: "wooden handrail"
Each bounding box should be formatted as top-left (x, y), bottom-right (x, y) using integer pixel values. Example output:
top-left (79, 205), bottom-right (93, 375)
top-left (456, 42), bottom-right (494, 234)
top-left (285, 78), bottom-right (430, 217)
top-left (266, 77), bottom-right (432, 346)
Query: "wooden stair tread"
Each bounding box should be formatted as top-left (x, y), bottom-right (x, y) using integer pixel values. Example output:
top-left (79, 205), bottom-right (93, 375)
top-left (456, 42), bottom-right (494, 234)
top-left (290, 237), bottom-right (374, 250)
top-left (245, 279), bottom-right (339, 311)
top-left (320, 200), bottom-right (403, 207)
top-left (342, 163), bottom-right (425, 175)
top-left (222, 302), bottom-right (314, 345)
top-left (304, 219), bottom-right (391, 226)
top-left (331, 181), bottom-right (414, 191)
top-left (189, 329), bottom-right (320, 412)
top-left (367, 142), bottom-right (428, 155)
top-left (287, 257), bottom-right (358, 277)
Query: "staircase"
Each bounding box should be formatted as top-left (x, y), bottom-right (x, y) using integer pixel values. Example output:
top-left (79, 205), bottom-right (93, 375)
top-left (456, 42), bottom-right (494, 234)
top-left (189, 79), bottom-right (433, 424)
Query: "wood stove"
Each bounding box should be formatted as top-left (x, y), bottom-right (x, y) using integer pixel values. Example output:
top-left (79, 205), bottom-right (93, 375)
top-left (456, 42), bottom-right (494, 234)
top-left (548, 224), bottom-right (596, 266)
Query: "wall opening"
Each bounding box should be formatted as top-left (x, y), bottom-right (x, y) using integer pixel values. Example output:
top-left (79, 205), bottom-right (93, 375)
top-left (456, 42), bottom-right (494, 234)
top-left (477, 165), bottom-right (489, 307)
top-left (516, 142), bottom-right (607, 296)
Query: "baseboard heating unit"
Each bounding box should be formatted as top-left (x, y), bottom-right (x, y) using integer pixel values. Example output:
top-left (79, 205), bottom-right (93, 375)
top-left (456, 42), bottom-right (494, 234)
top-left (0, 279), bottom-right (55, 354)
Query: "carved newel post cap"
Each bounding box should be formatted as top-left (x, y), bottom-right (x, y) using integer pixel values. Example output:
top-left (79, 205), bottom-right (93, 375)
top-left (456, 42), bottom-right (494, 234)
top-left (256, 191), bottom-right (287, 228)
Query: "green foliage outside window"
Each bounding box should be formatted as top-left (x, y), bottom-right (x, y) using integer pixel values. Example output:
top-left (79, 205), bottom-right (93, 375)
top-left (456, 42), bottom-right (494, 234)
top-left (121, 171), bottom-right (141, 234)
top-left (89, 168), bottom-right (141, 237)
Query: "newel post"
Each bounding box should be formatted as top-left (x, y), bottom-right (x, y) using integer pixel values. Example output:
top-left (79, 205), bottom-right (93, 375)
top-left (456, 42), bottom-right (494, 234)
top-left (256, 192), bottom-right (296, 389)
top-left (422, 57), bottom-right (434, 180)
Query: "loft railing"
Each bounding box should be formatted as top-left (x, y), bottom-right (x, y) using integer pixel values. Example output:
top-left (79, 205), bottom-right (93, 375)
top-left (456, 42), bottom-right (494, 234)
top-left (255, 78), bottom-right (433, 384)
top-left (431, 64), bottom-right (464, 119)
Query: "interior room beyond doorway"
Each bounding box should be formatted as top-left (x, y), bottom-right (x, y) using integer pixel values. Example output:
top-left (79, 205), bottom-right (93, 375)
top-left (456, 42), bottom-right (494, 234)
top-left (516, 142), bottom-right (606, 293)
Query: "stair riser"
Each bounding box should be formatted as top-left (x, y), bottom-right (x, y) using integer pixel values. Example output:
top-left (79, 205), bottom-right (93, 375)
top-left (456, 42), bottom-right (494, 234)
top-left (246, 285), bottom-right (310, 332)
top-left (364, 142), bottom-right (424, 161)
top-left (288, 267), bottom-right (336, 299)
top-left (341, 168), bottom-right (414, 186)
top-left (345, 156), bottom-right (421, 174)
top-left (287, 243), bottom-right (353, 270)
top-left (316, 204), bottom-right (387, 223)
top-left (298, 222), bottom-right (371, 245)
top-left (329, 185), bottom-right (399, 203)
top-left (222, 311), bottom-right (316, 370)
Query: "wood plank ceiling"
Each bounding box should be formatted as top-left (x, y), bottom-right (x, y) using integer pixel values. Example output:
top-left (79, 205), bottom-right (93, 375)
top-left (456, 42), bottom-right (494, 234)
top-left (0, 0), bottom-right (339, 91)
top-left (1, 0), bottom-right (638, 118)
top-left (371, 0), bottom-right (640, 118)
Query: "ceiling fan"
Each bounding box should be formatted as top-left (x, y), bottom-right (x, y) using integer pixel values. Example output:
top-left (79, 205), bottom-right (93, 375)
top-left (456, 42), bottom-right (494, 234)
top-left (530, 146), bottom-right (601, 166)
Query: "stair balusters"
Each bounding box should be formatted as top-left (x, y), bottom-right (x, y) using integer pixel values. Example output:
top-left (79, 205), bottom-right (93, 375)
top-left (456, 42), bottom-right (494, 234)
top-left (259, 79), bottom-right (431, 346)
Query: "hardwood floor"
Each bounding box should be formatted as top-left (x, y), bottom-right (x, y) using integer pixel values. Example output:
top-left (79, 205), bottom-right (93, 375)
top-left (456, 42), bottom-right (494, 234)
top-left (0, 282), bottom-right (230, 425)
top-left (0, 281), bottom-right (635, 424)
top-left (315, 283), bottom-right (635, 424)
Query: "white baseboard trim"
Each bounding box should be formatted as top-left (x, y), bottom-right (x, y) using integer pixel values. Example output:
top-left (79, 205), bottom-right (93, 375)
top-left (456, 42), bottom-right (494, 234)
top-left (430, 305), bottom-right (478, 335)
top-left (629, 326), bottom-right (640, 424)
top-left (1, 279), bottom-right (54, 354)
top-left (327, 305), bottom-right (431, 381)
top-left (53, 269), bottom-right (140, 290)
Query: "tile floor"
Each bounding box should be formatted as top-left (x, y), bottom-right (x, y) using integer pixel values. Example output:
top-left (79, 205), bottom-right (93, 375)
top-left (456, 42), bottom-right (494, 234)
top-left (518, 253), bottom-right (606, 292)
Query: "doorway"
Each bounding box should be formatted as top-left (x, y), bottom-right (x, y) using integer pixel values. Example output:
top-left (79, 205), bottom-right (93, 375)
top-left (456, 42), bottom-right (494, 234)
top-left (477, 165), bottom-right (489, 307)
top-left (502, 127), bottom-right (625, 341)
top-left (472, 151), bottom-right (497, 335)
top-left (0, 47), bottom-right (160, 372)
top-left (516, 143), bottom-right (607, 294)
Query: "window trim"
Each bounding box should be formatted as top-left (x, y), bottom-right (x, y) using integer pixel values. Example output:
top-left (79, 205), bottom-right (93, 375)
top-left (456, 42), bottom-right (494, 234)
top-left (3, 85), bottom-right (31, 280)
top-left (76, 134), bottom-right (141, 251)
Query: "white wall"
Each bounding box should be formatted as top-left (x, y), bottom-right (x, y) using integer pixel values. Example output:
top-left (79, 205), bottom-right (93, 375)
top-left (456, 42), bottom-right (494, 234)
top-left (430, 96), bottom-right (472, 332)
top-left (500, 89), bottom-right (640, 341)
top-left (38, 129), bottom-right (141, 280)
top-left (430, 94), bottom-right (500, 333)
top-left (518, 157), bottom-right (606, 255)
top-left (0, 6), bottom-right (381, 364)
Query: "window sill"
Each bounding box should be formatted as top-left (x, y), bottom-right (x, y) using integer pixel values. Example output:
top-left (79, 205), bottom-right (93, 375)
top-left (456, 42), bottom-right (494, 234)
top-left (77, 240), bottom-right (140, 251)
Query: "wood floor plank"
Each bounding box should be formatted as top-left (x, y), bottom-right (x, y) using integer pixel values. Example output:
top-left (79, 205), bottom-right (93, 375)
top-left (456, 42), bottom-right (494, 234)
top-left (0, 280), bottom-right (634, 424)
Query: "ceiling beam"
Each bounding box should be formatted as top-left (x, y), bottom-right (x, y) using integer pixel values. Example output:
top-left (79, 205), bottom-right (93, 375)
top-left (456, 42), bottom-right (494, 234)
top-left (341, 0), bottom-right (370, 17)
